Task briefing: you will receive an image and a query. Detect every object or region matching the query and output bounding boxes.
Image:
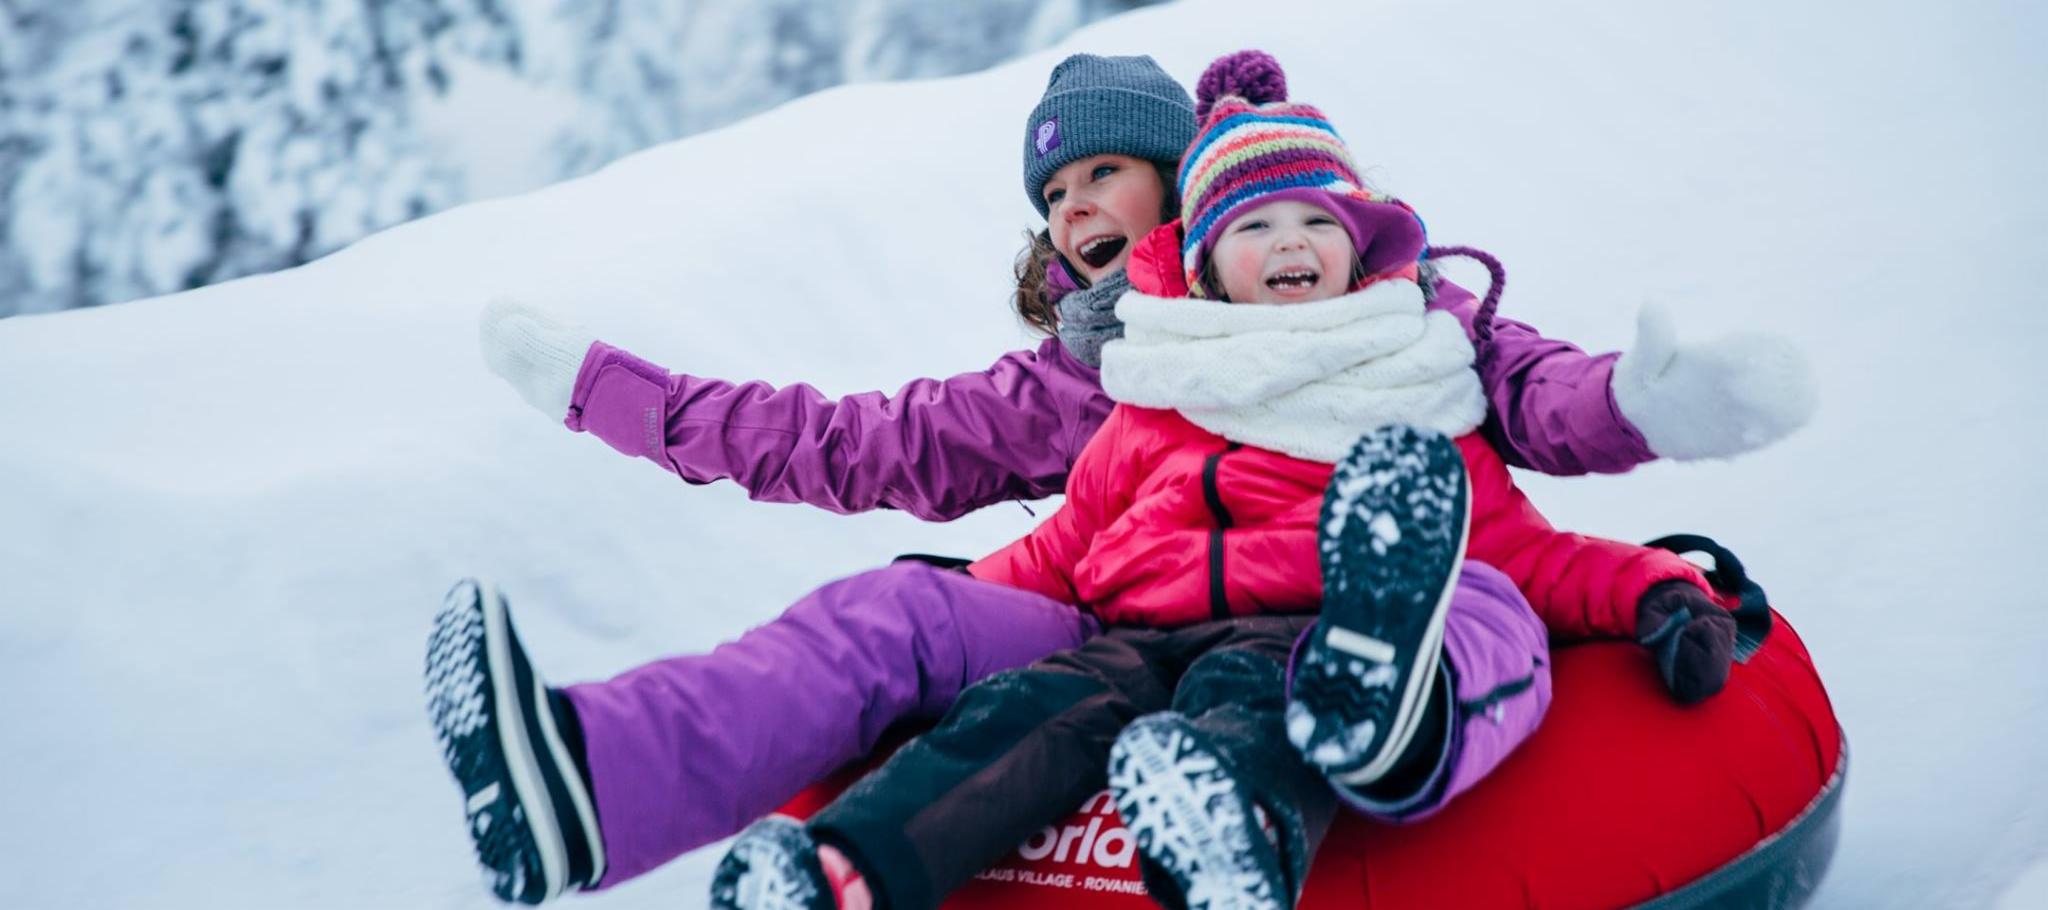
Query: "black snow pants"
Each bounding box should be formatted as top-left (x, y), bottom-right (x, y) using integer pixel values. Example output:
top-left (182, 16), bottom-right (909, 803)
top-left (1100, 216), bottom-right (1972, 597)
top-left (806, 615), bottom-right (1336, 910)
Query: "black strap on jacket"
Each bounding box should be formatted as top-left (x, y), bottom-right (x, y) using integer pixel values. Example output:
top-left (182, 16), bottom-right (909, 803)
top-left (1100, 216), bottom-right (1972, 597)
top-left (1202, 444), bottom-right (1242, 620)
top-left (892, 553), bottom-right (974, 573)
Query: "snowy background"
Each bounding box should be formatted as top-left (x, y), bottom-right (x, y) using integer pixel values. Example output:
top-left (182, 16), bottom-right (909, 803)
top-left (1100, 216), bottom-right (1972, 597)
top-left (0, 0), bottom-right (1155, 316)
top-left (3, 0), bottom-right (2046, 907)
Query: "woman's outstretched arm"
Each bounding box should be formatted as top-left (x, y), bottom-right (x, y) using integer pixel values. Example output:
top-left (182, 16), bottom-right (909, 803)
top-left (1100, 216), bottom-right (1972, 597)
top-left (565, 337), bottom-right (1115, 522)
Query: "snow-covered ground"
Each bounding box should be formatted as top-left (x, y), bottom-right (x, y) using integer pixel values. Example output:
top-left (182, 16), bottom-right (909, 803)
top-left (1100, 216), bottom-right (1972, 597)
top-left (2, 0), bottom-right (2042, 906)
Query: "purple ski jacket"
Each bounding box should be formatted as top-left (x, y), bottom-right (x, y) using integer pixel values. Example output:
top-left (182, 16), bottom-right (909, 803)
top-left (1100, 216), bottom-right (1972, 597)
top-left (561, 280), bottom-right (1654, 522)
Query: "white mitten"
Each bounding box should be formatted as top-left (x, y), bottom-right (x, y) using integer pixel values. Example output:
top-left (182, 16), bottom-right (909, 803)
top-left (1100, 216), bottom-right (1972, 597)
top-left (1611, 303), bottom-right (1816, 460)
top-left (478, 297), bottom-right (599, 420)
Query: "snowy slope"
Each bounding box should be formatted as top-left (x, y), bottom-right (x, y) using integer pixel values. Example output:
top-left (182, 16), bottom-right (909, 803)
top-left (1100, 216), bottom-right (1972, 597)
top-left (2, 0), bottom-right (2044, 907)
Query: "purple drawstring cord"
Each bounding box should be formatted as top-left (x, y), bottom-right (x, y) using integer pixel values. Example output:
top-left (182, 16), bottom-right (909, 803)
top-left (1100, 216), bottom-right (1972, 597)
top-left (1424, 245), bottom-right (1506, 371)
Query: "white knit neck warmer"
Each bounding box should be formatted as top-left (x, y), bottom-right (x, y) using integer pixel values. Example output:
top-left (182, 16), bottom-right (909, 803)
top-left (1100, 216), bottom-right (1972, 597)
top-left (1099, 280), bottom-right (1486, 462)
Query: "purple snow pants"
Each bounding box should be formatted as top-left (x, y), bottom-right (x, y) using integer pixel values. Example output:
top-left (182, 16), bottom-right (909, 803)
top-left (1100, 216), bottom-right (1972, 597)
top-left (564, 559), bottom-right (1549, 889)
top-left (559, 562), bottom-right (1100, 888)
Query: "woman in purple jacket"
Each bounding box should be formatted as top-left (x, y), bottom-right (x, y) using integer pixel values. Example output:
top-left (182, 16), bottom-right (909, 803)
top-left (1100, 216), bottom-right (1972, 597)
top-left (425, 54), bottom-right (1813, 906)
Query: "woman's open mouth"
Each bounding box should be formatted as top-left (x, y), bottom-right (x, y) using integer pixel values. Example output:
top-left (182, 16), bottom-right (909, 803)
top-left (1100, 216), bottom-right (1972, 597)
top-left (1265, 268), bottom-right (1320, 291)
top-left (1077, 235), bottom-right (1128, 269)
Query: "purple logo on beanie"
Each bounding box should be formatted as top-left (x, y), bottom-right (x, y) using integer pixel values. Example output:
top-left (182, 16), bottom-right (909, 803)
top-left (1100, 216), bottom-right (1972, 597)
top-left (1035, 118), bottom-right (1061, 157)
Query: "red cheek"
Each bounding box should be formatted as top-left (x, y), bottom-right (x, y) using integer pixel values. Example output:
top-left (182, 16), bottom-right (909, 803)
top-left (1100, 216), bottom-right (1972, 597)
top-left (1221, 247), bottom-right (1266, 293)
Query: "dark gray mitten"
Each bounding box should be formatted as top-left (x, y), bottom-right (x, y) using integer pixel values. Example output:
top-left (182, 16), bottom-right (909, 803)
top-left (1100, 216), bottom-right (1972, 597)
top-left (1636, 580), bottom-right (1738, 704)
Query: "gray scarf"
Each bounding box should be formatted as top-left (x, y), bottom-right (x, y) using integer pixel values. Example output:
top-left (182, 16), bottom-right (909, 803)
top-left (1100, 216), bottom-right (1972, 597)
top-left (1054, 269), bottom-right (1131, 369)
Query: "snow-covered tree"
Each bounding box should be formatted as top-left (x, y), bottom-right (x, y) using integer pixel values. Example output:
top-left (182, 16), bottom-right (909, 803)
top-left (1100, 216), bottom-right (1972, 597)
top-left (0, 0), bottom-right (1162, 317)
top-left (1, 0), bottom-right (521, 314)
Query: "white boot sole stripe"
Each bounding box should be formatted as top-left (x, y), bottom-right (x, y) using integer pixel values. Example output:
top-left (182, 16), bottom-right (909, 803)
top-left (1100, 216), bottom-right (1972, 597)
top-left (1323, 628), bottom-right (1395, 663)
top-left (523, 635), bottom-right (606, 885)
top-left (481, 580), bottom-right (571, 902)
top-left (465, 781), bottom-right (501, 815)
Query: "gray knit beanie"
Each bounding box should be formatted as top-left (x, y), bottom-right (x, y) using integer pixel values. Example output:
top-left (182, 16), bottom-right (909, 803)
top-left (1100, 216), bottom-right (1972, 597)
top-left (1023, 54), bottom-right (1197, 218)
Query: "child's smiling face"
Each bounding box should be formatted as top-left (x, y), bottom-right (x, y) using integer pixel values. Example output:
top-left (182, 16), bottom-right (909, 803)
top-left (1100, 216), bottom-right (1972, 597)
top-left (1210, 199), bottom-right (1356, 305)
top-left (1042, 154), bottom-right (1167, 284)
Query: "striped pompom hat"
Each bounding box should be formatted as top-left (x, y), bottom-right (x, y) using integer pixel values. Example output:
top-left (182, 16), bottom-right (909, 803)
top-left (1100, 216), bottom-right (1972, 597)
top-left (1177, 50), bottom-right (1422, 297)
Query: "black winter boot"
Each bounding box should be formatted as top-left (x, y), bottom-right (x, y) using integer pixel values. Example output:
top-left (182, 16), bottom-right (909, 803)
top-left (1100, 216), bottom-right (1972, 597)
top-left (1110, 646), bottom-right (1334, 910)
top-left (711, 815), bottom-right (841, 910)
top-left (1110, 713), bottom-right (1294, 910)
top-left (425, 579), bottom-right (605, 904)
top-left (1288, 424), bottom-right (1469, 787)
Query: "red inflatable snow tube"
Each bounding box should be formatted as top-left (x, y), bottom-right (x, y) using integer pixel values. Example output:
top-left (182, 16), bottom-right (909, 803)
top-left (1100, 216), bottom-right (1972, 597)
top-left (780, 610), bottom-right (1844, 909)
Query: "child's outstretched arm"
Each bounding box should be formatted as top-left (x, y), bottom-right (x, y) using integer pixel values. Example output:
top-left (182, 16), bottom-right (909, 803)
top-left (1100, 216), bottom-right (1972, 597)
top-left (1457, 436), bottom-right (1738, 700)
top-left (478, 299), bottom-right (1109, 522)
top-left (1457, 437), bottom-right (1713, 638)
top-left (1433, 282), bottom-right (1815, 474)
top-left (1432, 279), bottom-right (1652, 476)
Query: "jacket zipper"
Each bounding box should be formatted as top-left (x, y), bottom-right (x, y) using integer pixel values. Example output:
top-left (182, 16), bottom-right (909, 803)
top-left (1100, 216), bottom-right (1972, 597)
top-left (1456, 657), bottom-right (1546, 723)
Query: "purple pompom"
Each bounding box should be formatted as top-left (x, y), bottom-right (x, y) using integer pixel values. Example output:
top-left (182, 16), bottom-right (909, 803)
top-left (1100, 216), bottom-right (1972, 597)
top-left (1194, 50), bottom-right (1287, 120)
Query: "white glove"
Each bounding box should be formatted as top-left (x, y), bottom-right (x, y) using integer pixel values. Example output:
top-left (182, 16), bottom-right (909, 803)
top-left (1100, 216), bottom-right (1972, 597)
top-left (1611, 303), bottom-right (1817, 460)
top-left (478, 297), bottom-right (598, 421)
